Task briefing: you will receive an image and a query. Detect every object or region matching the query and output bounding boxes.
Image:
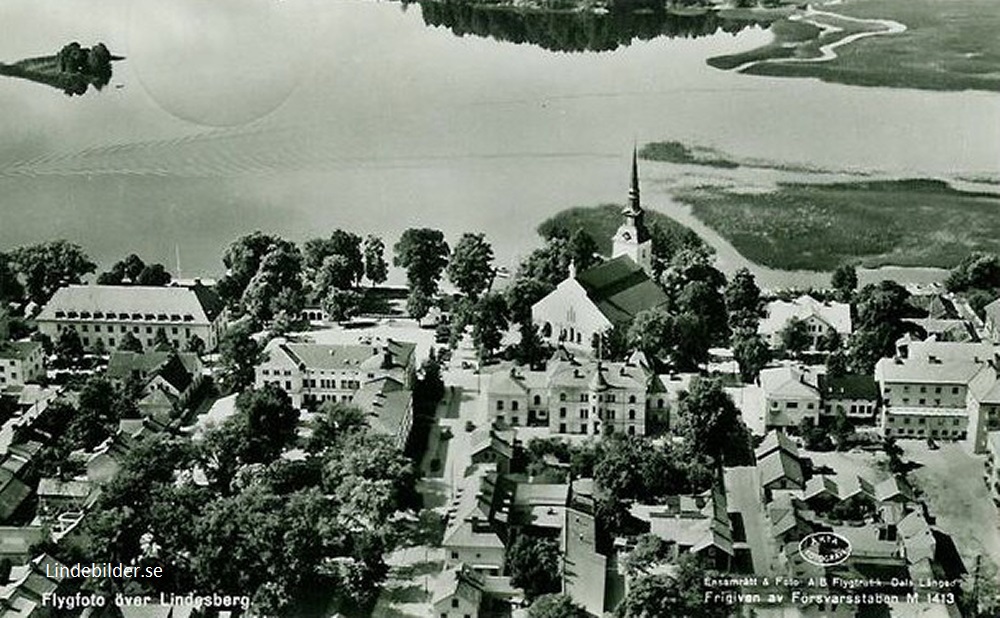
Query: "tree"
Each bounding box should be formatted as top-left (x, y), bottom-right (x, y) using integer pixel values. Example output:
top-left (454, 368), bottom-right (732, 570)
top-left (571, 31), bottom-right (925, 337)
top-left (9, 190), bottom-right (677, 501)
top-left (505, 535), bottom-right (561, 600)
top-left (517, 237), bottom-right (572, 289)
top-left (153, 328), bottom-right (171, 349)
top-left (817, 328), bottom-right (842, 352)
top-left (10, 240), bottom-right (96, 305)
top-left (627, 309), bottom-right (675, 361)
top-left (307, 402), bottom-right (368, 452)
top-left (676, 279), bottom-right (728, 344)
top-left (848, 280), bottom-right (912, 374)
top-left (67, 376), bottom-right (136, 450)
top-left (731, 329), bottom-right (770, 383)
top-left (675, 377), bottom-right (753, 466)
top-left (0, 252), bottom-right (24, 303)
top-left (830, 264), bottom-right (858, 301)
top-left (725, 267), bottom-right (762, 330)
top-left (136, 263), bottom-right (172, 286)
top-left (528, 594), bottom-right (590, 618)
top-left (506, 277), bottom-right (553, 326)
top-left (946, 251), bottom-right (1000, 292)
top-left (185, 334), bottom-right (206, 356)
top-left (218, 232), bottom-right (300, 310)
top-left (363, 235), bottom-right (388, 286)
top-left (393, 228), bottom-right (450, 297)
top-left (314, 254), bottom-right (356, 299)
top-left (240, 241), bottom-right (304, 324)
top-left (321, 288), bottom-right (363, 323)
top-left (234, 385), bottom-right (300, 464)
top-left (218, 322), bottom-right (262, 393)
top-left (55, 329), bottom-right (84, 365)
top-left (615, 574), bottom-right (690, 618)
top-left (303, 231), bottom-right (364, 285)
top-left (512, 321), bottom-right (548, 367)
top-left (826, 350), bottom-right (849, 378)
top-left (406, 288), bottom-right (432, 320)
top-left (780, 316), bottom-right (811, 356)
top-left (119, 331), bottom-right (143, 353)
top-left (447, 233), bottom-right (495, 300)
top-left (568, 229), bottom-right (599, 273)
top-left (622, 533), bottom-right (670, 578)
top-left (471, 293), bottom-right (509, 358)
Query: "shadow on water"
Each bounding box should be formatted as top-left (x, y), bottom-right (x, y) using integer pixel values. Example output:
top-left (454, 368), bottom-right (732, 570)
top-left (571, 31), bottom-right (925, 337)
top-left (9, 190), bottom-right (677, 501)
top-left (0, 42), bottom-right (121, 96)
top-left (411, 0), bottom-right (771, 52)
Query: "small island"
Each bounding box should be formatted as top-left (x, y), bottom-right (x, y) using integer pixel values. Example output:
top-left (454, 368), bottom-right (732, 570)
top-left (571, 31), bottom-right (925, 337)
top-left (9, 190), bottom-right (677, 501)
top-left (0, 41), bottom-right (121, 96)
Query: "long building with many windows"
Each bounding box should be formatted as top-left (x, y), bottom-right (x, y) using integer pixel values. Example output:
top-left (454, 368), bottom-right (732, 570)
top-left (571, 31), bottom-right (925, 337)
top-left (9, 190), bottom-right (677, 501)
top-left (35, 284), bottom-right (226, 352)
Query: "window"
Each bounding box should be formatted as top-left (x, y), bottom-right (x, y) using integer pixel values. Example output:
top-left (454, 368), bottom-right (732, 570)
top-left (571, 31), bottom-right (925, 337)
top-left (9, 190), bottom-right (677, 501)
top-left (628, 394), bottom-right (636, 404)
top-left (560, 408), bottom-right (567, 418)
top-left (953, 387), bottom-right (960, 394)
top-left (450, 552), bottom-right (458, 559)
top-left (146, 326), bottom-right (153, 334)
top-left (452, 599), bottom-right (459, 609)
top-left (511, 401), bottom-right (519, 411)
top-left (581, 409), bottom-right (588, 419)
top-left (497, 400), bottom-right (504, 411)
top-left (559, 423), bottom-right (566, 433)
top-left (935, 387), bottom-right (942, 394)
top-left (787, 402), bottom-right (799, 409)
top-left (904, 417), bottom-right (911, 424)
top-left (920, 386), bottom-right (926, 393)
top-left (628, 409), bottom-right (636, 420)
top-left (580, 393), bottom-right (588, 402)
top-left (533, 395), bottom-right (541, 406)
top-left (919, 399), bottom-right (926, 405)
top-left (559, 392), bottom-right (567, 402)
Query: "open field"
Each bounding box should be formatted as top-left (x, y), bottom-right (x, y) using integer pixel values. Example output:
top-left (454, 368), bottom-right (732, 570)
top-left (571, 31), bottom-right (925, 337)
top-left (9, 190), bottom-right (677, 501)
top-left (674, 179), bottom-right (1000, 271)
top-left (713, 0), bottom-right (1000, 92)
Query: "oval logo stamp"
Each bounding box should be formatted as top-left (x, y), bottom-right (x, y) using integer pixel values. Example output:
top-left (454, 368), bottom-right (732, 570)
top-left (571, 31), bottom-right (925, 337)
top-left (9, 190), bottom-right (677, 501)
top-left (798, 531), bottom-right (852, 567)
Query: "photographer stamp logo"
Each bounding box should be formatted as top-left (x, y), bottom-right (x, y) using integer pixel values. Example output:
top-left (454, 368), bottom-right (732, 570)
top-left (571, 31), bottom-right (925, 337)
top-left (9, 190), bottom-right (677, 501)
top-left (798, 532), bottom-right (852, 567)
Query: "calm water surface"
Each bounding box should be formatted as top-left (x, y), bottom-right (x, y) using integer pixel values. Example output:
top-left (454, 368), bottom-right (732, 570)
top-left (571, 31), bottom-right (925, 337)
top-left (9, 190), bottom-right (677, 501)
top-left (0, 0), bottom-right (997, 288)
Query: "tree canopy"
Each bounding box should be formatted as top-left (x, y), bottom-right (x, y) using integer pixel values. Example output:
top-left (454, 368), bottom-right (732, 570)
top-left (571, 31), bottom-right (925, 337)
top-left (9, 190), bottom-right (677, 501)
top-left (448, 232), bottom-right (495, 300)
top-left (393, 228), bottom-right (450, 298)
top-left (10, 240), bottom-right (96, 305)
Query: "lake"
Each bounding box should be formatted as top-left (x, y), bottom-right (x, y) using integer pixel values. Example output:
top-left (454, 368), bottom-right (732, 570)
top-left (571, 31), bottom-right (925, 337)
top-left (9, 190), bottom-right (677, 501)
top-left (0, 0), bottom-right (997, 289)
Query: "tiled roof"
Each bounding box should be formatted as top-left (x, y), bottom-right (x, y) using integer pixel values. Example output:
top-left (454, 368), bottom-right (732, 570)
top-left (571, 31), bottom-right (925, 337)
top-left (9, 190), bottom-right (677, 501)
top-left (755, 431), bottom-right (800, 460)
top-left (757, 450), bottom-right (804, 489)
top-left (875, 357), bottom-right (984, 385)
top-left (0, 470), bottom-right (30, 520)
top-left (574, 255), bottom-right (669, 324)
top-left (37, 284), bottom-right (222, 324)
top-left (264, 338), bottom-right (415, 372)
top-left (353, 377), bottom-right (411, 439)
top-left (819, 373), bottom-right (879, 400)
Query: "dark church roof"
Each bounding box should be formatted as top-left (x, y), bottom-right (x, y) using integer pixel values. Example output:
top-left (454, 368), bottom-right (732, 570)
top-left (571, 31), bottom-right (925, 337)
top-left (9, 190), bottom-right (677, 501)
top-left (575, 255), bottom-right (669, 324)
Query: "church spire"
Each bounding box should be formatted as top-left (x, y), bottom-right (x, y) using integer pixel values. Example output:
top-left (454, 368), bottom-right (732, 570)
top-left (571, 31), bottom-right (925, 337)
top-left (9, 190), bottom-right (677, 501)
top-left (627, 144), bottom-right (641, 215)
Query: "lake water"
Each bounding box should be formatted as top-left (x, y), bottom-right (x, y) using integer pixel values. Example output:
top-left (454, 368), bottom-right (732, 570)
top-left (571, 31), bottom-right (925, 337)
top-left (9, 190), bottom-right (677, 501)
top-left (0, 0), bottom-right (997, 289)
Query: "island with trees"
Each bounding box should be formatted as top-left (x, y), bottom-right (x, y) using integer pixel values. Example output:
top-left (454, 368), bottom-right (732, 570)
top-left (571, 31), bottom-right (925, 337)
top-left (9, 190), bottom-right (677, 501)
top-left (0, 41), bottom-right (120, 96)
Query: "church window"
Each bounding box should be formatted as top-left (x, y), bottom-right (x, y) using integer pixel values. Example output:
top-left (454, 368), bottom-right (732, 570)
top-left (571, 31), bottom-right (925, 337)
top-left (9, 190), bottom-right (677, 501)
top-left (628, 394), bottom-right (636, 404)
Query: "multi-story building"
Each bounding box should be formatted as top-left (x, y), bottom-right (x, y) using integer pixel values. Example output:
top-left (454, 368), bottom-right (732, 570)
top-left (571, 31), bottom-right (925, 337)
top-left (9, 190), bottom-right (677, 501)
top-left (0, 341), bottom-right (45, 389)
top-left (255, 337), bottom-right (416, 409)
top-left (35, 283), bottom-right (227, 352)
top-left (484, 355), bottom-right (664, 437)
top-left (758, 365), bottom-right (821, 429)
top-left (758, 295), bottom-right (852, 350)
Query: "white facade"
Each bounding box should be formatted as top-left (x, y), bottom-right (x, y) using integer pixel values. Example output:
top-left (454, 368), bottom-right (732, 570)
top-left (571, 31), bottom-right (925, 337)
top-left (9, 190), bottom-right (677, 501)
top-left (531, 278), bottom-right (613, 349)
top-left (758, 365), bottom-right (821, 429)
top-left (0, 342), bottom-right (44, 388)
top-left (758, 296), bottom-right (852, 350)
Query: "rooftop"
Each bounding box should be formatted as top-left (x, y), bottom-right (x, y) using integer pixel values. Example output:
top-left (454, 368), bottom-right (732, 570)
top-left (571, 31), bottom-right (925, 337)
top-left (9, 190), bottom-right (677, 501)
top-left (263, 338), bottom-right (416, 373)
top-left (37, 284), bottom-right (223, 324)
top-left (574, 255), bottom-right (669, 324)
top-left (758, 295), bottom-right (852, 336)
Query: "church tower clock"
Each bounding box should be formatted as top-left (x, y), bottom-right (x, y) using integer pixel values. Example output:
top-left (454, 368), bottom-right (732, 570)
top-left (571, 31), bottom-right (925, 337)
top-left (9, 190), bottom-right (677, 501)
top-left (612, 147), bottom-right (653, 275)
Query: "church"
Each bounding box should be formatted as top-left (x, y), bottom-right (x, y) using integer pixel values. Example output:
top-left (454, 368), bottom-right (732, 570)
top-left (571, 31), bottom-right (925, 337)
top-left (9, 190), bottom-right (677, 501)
top-left (531, 149), bottom-right (670, 349)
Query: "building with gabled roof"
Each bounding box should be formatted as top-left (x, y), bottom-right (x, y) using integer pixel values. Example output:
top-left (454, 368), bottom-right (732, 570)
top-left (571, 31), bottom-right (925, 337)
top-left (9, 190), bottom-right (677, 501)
top-left (433, 564), bottom-right (487, 618)
top-left (532, 152), bottom-right (668, 350)
top-left (759, 365), bottom-right (821, 429)
top-left (36, 283), bottom-right (226, 352)
top-left (758, 295), bottom-right (852, 350)
top-left (484, 355), bottom-right (664, 436)
top-left (352, 376), bottom-right (413, 451)
top-left (820, 373), bottom-right (879, 421)
top-left (0, 469), bottom-right (30, 524)
top-left (442, 466), bottom-right (508, 575)
top-left (0, 342), bottom-right (44, 390)
top-left (255, 337), bottom-right (416, 409)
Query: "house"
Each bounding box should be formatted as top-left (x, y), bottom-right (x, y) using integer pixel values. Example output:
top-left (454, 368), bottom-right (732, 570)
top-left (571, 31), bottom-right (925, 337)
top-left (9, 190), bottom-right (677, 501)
top-left (442, 466), bottom-right (508, 575)
top-left (964, 363), bottom-right (1000, 454)
top-left (758, 295), bottom-right (852, 350)
top-left (0, 469), bottom-right (30, 524)
top-left (874, 476), bottom-right (915, 505)
top-left (107, 350), bottom-right (205, 421)
top-left (874, 353), bottom-right (979, 442)
top-left (532, 151), bottom-right (667, 349)
top-left (0, 526), bottom-right (44, 564)
top-left (982, 298), bottom-right (1000, 344)
top-left (0, 554), bottom-right (68, 618)
top-left (985, 432), bottom-right (1000, 504)
top-left (509, 482), bottom-right (568, 536)
top-left (819, 373), bottom-right (879, 422)
top-left (469, 428), bottom-right (519, 474)
top-left (484, 355), bottom-right (664, 436)
top-left (255, 338), bottom-right (416, 409)
top-left (35, 283), bottom-right (226, 352)
top-left (433, 565), bottom-right (486, 618)
top-left (758, 365), bottom-right (821, 429)
top-left (352, 376), bottom-right (413, 451)
top-left (0, 342), bottom-right (44, 390)
top-left (755, 431), bottom-right (805, 494)
top-left (36, 478), bottom-right (97, 515)
top-left (562, 479), bottom-right (614, 617)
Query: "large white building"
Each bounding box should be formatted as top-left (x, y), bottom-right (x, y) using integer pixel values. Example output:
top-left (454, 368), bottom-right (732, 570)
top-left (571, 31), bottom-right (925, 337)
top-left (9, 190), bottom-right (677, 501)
top-left (255, 337), bottom-right (416, 409)
top-left (0, 342), bottom-right (44, 390)
top-left (484, 352), bottom-right (667, 436)
top-left (874, 339), bottom-right (1000, 451)
top-left (532, 150), bottom-right (668, 348)
top-left (35, 284), bottom-right (227, 352)
top-left (758, 365), bottom-right (822, 429)
top-left (758, 295), bottom-right (852, 350)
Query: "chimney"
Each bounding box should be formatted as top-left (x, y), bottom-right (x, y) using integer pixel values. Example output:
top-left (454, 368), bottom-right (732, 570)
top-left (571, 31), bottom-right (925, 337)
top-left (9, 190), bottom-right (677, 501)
top-left (568, 260), bottom-right (577, 280)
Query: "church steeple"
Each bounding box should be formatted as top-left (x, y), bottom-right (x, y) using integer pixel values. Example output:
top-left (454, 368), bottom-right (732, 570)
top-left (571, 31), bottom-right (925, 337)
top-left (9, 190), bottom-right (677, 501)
top-left (628, 145), bottom-right (641, 215)
top-left (611, 147), bottom-right (653, 275)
